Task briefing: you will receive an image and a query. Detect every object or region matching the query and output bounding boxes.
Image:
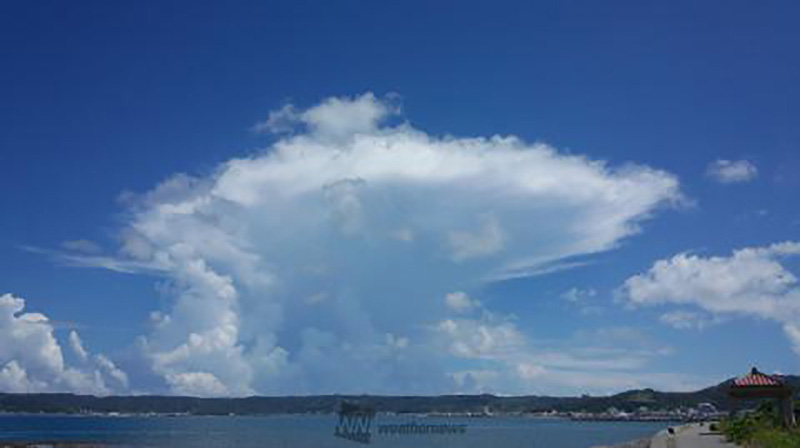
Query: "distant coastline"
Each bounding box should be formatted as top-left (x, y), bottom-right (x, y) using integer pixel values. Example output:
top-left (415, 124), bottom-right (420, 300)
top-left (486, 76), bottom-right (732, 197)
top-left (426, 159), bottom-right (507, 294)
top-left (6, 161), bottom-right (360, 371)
top-left (2, 374), bottom-right (794, 419)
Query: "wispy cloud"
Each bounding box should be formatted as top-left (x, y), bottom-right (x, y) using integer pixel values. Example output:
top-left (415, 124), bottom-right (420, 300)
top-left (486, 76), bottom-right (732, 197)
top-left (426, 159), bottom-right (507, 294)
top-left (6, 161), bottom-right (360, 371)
top-left (22, 245), bottom-right (163, 275)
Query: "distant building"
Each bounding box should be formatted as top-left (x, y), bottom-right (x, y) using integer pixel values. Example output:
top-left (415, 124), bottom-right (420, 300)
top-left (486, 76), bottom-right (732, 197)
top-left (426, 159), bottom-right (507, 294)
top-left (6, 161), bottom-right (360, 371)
top-left (697, 402), bottom-right (717, 414)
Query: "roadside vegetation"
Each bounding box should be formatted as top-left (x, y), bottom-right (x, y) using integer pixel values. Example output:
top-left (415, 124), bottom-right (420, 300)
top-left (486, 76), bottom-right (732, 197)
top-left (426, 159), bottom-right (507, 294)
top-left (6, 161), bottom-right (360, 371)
top-left (719, 402), bottom-right (800, 447)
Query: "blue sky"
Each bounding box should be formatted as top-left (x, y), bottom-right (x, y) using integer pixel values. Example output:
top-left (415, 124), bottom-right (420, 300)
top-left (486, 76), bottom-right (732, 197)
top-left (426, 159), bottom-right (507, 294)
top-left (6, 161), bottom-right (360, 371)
top-left (0, 1), bottom-right (799, 396)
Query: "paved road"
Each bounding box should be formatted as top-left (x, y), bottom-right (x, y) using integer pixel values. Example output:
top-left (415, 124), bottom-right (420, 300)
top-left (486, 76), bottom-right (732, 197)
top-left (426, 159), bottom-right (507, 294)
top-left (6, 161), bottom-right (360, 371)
top-left (650, 423), bottom-right (739, 448)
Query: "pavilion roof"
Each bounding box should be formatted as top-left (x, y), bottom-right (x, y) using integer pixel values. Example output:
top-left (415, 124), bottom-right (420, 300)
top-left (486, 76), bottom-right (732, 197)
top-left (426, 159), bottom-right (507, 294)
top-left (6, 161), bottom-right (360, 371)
top-left (731, 367), bottom-right (784, 388)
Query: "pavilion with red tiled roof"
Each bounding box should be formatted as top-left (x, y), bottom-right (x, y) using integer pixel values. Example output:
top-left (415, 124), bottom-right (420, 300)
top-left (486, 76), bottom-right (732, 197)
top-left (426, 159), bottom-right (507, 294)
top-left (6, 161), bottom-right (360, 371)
top-left (729, 367), bottom-right (795, 427)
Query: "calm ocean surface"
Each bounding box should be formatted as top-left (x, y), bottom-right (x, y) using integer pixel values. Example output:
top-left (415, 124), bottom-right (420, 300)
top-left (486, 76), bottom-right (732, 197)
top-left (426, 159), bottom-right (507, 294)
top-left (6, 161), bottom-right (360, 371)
top-left (0, 415), bottom-right (672, 448)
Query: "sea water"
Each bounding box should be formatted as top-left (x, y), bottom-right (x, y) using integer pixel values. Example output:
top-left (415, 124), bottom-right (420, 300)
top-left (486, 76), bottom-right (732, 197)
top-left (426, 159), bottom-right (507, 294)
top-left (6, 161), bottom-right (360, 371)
top-left (0, 414), bottom-right (671, 448)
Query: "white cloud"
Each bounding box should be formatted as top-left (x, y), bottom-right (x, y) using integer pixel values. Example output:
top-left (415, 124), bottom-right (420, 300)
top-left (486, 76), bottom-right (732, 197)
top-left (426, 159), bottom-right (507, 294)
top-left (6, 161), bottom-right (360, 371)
top-left (252, 93), bottom-right (399, 138)
top-left (783, 324), bottom-right (800, 355)
top-left (165, 371), bottom-right (229, 397)
top-left (448, 215), bottom-right (506, 262)
top-left (506, 369), bottom-right (704, 395)
top-left (435, 317), bottom-right (527, 360)
top-left (0, 293), bottom-right (128, 394)
top-left (619, 241), bottom-right (800, 351)
top-left (437, 317), bottom-right (695, 395)
top-left (0, 361), bottom-right (41, 393)
top-left (444, 291), bottom-right (480, 313)
top-left (561, 287), bottom-right (597, 303)
top-left (561, 288), bottom-right (604, 316)
top-left (491, 259), bottom-right (594, 282)
top-left (95, 354), bottom-right (129, 389)
top-left (68, 330), bottom-right (89, 362)
top-left (252, 104), bottom-right (299, 134)
top-left (706, 159), bottom-right (758, 184)
top-left (659, 310), bottom-right (719, 330)
top-left (61, 239), bottom-right (102, 254)
top-left (68, 93), bottom-right (682, 396)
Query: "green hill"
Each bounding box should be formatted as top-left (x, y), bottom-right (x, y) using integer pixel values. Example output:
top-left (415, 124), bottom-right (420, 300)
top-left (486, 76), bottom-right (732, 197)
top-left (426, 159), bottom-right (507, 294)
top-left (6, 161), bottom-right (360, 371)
top-left (0, 376), bottom-right (797, 415)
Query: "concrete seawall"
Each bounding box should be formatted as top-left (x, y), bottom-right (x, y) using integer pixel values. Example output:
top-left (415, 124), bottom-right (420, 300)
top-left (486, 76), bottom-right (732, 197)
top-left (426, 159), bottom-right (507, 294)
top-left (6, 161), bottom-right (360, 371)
top-left (596, 422), bottom-right (739, 448)
top-left (593, 437), bottom-right (651, 448)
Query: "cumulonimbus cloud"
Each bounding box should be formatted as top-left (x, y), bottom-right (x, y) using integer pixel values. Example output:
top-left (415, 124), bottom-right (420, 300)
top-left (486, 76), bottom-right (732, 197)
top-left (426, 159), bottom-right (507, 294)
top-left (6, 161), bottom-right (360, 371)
top-left (57, 93), bottom-right (682, 396)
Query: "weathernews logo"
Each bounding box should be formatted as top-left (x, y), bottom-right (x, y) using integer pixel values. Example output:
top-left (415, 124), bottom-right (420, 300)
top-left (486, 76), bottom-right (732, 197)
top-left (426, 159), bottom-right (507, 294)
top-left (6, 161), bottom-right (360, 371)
top-left (334, 402), bottom-right (376, 444)
top-left (333, 401), bottom-right (467, 444)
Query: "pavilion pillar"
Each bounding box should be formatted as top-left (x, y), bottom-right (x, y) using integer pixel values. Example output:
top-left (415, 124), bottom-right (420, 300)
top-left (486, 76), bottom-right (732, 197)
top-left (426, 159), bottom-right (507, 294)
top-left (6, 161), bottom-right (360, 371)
top-left (779, 395), bottom-right (796, 428)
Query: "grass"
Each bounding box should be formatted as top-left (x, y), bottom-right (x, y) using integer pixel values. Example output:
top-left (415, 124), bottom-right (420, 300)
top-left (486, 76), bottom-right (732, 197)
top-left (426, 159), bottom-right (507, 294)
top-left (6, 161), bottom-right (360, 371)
top-left (719, 402), bottom-right (800, 447)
